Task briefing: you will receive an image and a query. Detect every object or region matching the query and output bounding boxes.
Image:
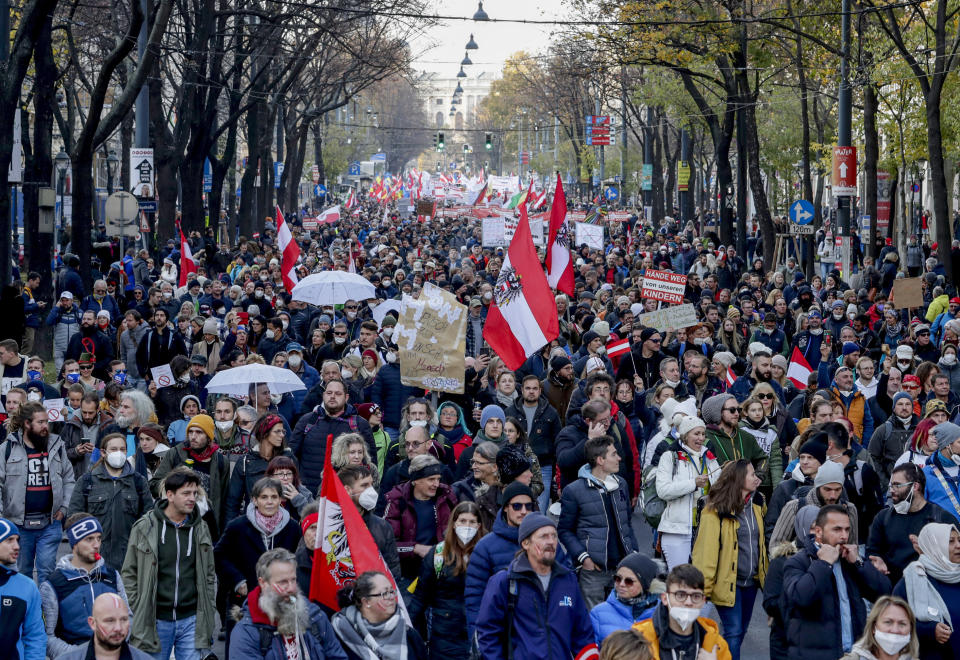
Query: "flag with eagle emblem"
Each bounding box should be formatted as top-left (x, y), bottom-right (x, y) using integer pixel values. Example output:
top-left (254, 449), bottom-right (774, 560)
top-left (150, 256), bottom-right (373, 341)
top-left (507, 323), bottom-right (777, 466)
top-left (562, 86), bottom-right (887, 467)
top-left (546, 173), bottom-right (574, 296)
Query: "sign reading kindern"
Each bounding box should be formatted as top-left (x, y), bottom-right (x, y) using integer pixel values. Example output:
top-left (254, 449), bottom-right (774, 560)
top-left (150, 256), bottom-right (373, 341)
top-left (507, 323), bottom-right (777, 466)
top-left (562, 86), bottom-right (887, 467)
top-left (641, 269), bottom-right (688, 304)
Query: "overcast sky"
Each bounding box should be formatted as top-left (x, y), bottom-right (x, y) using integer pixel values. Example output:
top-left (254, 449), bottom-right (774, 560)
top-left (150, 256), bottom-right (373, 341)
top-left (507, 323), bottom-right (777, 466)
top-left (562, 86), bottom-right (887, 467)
top-left (408, 1), bottom-right (569, 76)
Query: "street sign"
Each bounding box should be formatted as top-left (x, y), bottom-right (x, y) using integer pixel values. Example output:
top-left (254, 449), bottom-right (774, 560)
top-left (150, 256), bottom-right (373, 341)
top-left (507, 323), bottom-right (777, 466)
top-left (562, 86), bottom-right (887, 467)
top-left (790, 224), bottom-right (815, 235)
top-left (911, 183), bottom-right (920, 193)
top-left (371, 153), bottom-right (386, 162)
top-left (640, 164), bottom-right (653, 191)
top-left (129, 148), bottom-right (154, 197)
top-left (9, 109), bottom-right (21, 184)
top-left (831, 145), bottom-right (857, 196)
top-left (789, 199), bottom-right (814, 225)
top-left (273, 162), bottom-right (284, 188)
top-left (312, 164), bottom-right (321, 183)
top-left (203, 159), bottom-right (212, 193)
top-left (105, 191), bottom-right (138, 237)
top-left (347, 161), bottom-right (360, 176)
top-left (604, 187), bottom-right (619, 201)
top-left (315, 184), bottom-right (327, 195)
top-left (677, 161), bottom-right (690, 192)
top-left (138, 200), bottom-right (157, 213)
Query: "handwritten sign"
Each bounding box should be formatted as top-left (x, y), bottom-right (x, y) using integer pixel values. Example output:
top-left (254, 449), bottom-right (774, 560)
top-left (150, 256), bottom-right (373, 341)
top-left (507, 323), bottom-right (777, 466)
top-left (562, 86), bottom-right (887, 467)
top-left (395, 283), bottom-right (467, 393)
top-left (636, 304), bottom-right (699, 333)
top-left (641, 269), bottom-right (688, 304)
top-left (151, 364), bottom-right (175, 388)
top-left (44, 398), bottom-right (65, 423)
top-left (574, 222), bottom-right (604, 250)
top-left (891, 277), bottom-right (924, 309)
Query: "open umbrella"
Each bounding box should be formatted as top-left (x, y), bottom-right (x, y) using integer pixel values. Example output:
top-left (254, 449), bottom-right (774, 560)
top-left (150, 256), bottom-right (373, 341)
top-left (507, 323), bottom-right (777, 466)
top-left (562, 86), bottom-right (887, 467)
top-left (290, 271), bottom-right (377, 306)
top-left (205, 363), bottom-right (306, 397)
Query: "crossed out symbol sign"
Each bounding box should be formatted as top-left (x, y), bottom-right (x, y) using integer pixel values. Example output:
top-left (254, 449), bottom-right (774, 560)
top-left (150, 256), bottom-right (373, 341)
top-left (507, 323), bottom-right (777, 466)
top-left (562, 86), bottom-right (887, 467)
top-left (48, 408), bottom-right (60, 421)
top-left (157, 375), bottom-right (171, 387)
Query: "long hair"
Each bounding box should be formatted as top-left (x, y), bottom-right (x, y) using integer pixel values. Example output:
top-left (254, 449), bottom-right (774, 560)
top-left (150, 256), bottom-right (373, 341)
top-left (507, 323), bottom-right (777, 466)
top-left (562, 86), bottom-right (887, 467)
top-left (331, 432), bottom-right (372, 469)
top-left (441, 501), bottom-right (487, 576)
top-left (705, 459), bottom-right (753, 516)
top-left (119, 389), bottom-right (156, 427)
top-left (909, 417), bottom-right (938, 453)
top-left (94, 433), bottom-right (127, 468)
top-left (853, 595), bottom-right (919, 659)
top-left (9, 401), bottom-right (45, 433)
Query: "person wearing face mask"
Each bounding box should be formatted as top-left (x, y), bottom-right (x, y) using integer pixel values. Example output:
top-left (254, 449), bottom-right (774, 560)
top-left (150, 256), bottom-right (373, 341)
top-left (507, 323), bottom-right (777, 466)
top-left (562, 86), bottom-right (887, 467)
top-left (823, 422), bottom-right (885, 548)
top-left (938, 344), bottom-right (960, 394)
top-left (256, 318), bottom-right (288, 364)
top-left (921, 422), bottom-right (960, 522)
top-left (149, 356), bottom-right (199, 428)
top-left (476, 513), bottom-right (599, 660)
top-left (189, 318), bottom-right (222, 373)
top-left (281, 343), bottom-right (318, 420)
top-left (839, 595), bottom-right (920, 660)
top-left (337, 465), bottom-right (402, 582)
top-left (870, 391), bottom-right (922, 487)
top-left (225, 414), bottom-right (297, 522)
top-left (408, 501), bottom-right (486, 659)
top-left (368, 346), bottom-right (416, 444)
top-left (65, 311), bottom-right (115, 380)
top-left (573, 330), bottom-right (615, 378)
top-left (782, 504), bottom-right (892, 660)
top-left (65, 434), bottom-right (153, 572)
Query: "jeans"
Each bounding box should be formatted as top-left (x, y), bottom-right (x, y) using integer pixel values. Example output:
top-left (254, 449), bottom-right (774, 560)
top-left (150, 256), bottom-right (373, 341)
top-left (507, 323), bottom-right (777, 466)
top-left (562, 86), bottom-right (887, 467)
top-left (153, 614), bottom-right (204, 660)
top-left (18, 519), bottom-right (62, 583)
top-left (578, 566), bottom-right (614, 610)
top-left (539, 465), bottom-right (553, 513)
top-left (715, 584), bottom-right (759, 660)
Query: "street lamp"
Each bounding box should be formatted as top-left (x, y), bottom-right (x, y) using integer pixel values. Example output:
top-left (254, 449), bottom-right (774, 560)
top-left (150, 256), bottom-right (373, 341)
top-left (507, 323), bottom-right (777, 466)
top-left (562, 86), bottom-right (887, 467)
top-left (473, 1), bottom-right (489, 21)
top-left (465, 34), bottom-right (478, 50)
top-left (106, 150), bottom-right (119, 195)
top-left (457, 67), bottom-right (467, 78)
top-left (455, 82), bottom-right (464, 95)
top-left (461, 52), bottom-right (472, 66)
top-left (55, 148), bottom-right (70, 260)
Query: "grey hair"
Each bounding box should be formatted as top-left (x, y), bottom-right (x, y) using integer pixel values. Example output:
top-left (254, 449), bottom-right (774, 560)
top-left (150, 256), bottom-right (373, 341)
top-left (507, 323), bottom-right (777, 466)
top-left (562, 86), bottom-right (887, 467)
top-left (120, 390), bottom-right (155, 426)
top-left (408, 454), bottom-right (440, 473)
top-left (475, 441), bottom-right (499, 463)
top-left (256, 547), bottom-right (297, 582)
top-left (236, 405), bottom-right (258, 422)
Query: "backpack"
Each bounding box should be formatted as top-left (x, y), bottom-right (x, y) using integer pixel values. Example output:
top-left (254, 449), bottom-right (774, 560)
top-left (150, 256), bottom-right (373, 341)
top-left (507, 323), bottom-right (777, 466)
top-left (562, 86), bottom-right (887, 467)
top-left (640, 446), bottom-right (679, 528)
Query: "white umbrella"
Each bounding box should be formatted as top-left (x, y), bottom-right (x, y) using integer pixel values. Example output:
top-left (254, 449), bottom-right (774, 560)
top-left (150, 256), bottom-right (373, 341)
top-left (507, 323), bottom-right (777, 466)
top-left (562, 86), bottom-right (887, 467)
top-left (205, 364), bottom-right (306, 397)
top-left (290, 271), bottom-right (377, 306)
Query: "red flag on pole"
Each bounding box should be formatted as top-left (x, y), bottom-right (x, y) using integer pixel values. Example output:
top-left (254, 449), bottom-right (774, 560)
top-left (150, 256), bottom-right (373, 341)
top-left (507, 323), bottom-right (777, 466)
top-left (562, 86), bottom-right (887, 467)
top-left (276, 206), bottom-right (300, 291)
top-left (178, 224), bottom-right (197, 288)
top-left (787, 346), bottom-right (814, 389)
top-left (546, 173), bottom-right (574, 296)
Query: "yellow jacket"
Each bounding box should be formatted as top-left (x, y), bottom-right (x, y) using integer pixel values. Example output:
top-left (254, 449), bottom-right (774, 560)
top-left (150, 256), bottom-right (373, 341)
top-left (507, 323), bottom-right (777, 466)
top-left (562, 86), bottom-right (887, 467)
top-left (633, 615), bottom-right (732, 660)
top-left (927, 293), bottom-right (950, 323)
top-left (691, 499), bottom-right (768, 608)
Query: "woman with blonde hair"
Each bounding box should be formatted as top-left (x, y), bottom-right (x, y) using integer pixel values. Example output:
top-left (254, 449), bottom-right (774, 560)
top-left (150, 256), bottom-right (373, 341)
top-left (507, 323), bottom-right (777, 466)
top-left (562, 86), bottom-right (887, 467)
top-left (331, 432), bottom-right (380, 487)
top-left (840, 595), bottom-right (919, 660)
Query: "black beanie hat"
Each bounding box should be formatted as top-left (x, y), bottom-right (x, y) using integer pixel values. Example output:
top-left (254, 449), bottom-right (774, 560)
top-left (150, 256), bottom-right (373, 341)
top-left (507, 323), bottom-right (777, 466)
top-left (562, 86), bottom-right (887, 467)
top-left (617, 552), bottom-right (660, 592)
top-left (499, 481), bottom-right (535, 508)
top-left (496, 445), bottom-right (532, 485)
top-left (550, 355), bottom-right (572, 372)
top-left (798, 437), bottom-right (828, 466)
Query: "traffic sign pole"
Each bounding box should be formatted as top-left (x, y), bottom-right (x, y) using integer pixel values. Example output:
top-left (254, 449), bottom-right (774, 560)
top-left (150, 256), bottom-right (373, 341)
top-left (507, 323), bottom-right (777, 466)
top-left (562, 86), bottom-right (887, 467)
top-left (837, 0), bottom-right (852, 240)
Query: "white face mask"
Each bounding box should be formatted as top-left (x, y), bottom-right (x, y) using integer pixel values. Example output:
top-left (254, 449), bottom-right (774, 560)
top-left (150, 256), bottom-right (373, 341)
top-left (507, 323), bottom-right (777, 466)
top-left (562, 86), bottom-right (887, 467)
top-left (595, 346), bottom-right (607, 356)
top-left (382, 280), bottom-right (392, 287)
top-left (255, 290), bottom-right (264, 298)
top-left (893, 486), bottom-right (914, 514)
top-left (281, 321), bottom-right (289, 330)
top-left (288, 355), bottom-right (302, 369)
top-left (483, 292), bottom-right (493, 301)
top-left (382, 327), bottom-right (394, 338)
top-left (27, 391), bottom-right (41, 402)
top-left (357, 486), bottom-right (379, 511)
top-left (898, 361), bottom-right (911, 369)
top-left (668, 606), bottom-right (701, 631)
top-left (265, 329), bottom-right (275, 340)
top-left (106, 451), bottom-right (127, 469)
top-left (455, 525), bottom-right (478, 544)
top-left (162, 291), bottom-right (172, 300)
top-left (270, 393), bottom-right (282, 405)
top-left (874, 631), bottom-right (911, 656)
top-left (334, 336), bottom-right (346, 345)
top-left (386, 352), bottom-right (397, 363)
top-left (346, 311), bottom-right (356, 320)
top-left (341, 367), bottom-right (353, 378)
top-left (215, 419), bottom-right (234, 432)
top-left (943, 354), bottom-right (957, 365)
top-left (179, 374), bottom-right (191, 384)
top-left (665, 379), bottom-right (680, 388)
top-left (409, 419), bottom-right (428, 428)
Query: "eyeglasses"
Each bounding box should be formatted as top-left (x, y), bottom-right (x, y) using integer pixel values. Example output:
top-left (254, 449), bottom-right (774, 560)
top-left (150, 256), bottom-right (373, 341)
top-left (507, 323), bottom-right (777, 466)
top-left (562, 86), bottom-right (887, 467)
top-left (757, 393), bottom-right (775, 400)
top-left (367, 589), bottom-right (397, 601)
top-left (404, 439), bottom-right (428, 450)
top-left (508, 502), bottom-right (537, 512)
top-left (471, 459), bottom-right (492, 467)
top-left (721, 407), bottom-right (740, 413)
top-left (889, 481), bottom-right (914, 491)
top-left (614, 575), bottom-right (638, 587)
top-left (271, 471), bottom-right (294, 479)
top-left (668, 590), bottom-right (705, 604)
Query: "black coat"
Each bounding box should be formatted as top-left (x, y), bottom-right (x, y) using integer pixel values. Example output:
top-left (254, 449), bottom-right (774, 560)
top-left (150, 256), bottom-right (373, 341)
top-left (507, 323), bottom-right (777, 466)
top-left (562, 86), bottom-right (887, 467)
top-left (225, 447), bottom-right (297, 522)
top-left (407, 544), bottom-right (470, 659)
top-left (504, 396), bottom-right (562, 465)
top-left (290, 405), bottom-right (375, 494)
top-left (214, 513), bottom-right (302, 593)
top-left (782, 536), bottom-right (891, 660)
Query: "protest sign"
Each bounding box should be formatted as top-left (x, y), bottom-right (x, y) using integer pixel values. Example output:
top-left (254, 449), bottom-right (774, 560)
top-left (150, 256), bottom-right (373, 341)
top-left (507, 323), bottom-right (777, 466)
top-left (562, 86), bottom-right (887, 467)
top-left (44, 398), bottom-right (65, 423)
top-left (488, 175), bottom-right (518, 193)
top-left (636, 304), bottom-right (699, 332)
top-left (394, 283), bottom-right (468, 393)
top-left (482, 216), bottom-right (506, 246)
top-left (574, 222), bottom-right (604, 250)
top-left (891, 277), bottom-right (924, 309)
top-left (641, 269), bottom-right (688, 304)
top-left (151, 364), bottom-right (175, 388)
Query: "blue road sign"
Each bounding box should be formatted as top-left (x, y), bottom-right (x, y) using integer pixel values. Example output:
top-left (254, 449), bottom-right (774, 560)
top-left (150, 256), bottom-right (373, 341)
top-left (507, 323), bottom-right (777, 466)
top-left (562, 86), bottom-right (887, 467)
top-left (348, 161), bottom-right (361, 176)
top-left (315, 184), bottom-right (327, 196)
top-left (203, 159), bottom-right (212, 193)
top-left (273, 162), bottom-right (284, 189)
top-left (789, 199), bottom-right (814, 225)
top-left (371, 153), bottom-right (386, 162)
top-left (604, 187), bottom-right (620, 201)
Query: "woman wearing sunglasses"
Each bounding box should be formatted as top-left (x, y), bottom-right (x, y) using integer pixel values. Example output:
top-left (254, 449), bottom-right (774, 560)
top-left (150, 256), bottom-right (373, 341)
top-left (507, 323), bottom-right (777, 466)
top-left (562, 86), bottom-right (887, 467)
top-left (589, 552), bottom-right (661, 647)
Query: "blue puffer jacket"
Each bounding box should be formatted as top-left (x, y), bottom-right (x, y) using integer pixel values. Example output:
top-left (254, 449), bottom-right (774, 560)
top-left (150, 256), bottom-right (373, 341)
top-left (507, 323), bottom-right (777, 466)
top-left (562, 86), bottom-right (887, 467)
top-left (558, 465), bottom-right (639, 569)
top-left (464, 510), bottom-right (570, 640)
top-left (0, 565), bottom-right (45, 660)
top-left (368, 363), bottom-right (417, 428)
top-left (589, 589), bottom-right (657, 647)
top-left (923, 452), bottom-right (960, 523)
top-left (476, 552), bottom-right (598, 660)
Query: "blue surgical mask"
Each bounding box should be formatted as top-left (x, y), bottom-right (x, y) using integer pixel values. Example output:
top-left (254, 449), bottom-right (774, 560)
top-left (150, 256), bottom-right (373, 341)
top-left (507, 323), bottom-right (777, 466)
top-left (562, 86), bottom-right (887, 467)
top-left (26, 370), bottom-right (41, 381)
top-left (66, 373), bottom-right (80, 383)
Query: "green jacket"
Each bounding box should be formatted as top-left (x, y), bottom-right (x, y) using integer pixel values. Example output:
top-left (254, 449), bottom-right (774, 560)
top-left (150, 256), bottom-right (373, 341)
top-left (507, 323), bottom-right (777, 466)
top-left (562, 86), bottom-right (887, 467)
top-left (705, 425), bottom-right (769, 474)
top-left (121, 501), bottom-right (216, 653)
top-left (149, 444), bottom-right (230, 536)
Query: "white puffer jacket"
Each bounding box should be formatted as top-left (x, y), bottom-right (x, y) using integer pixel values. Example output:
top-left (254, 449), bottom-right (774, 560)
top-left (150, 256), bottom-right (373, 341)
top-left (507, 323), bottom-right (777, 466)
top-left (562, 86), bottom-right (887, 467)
top-left (655, 443), bottom-right (720, 535)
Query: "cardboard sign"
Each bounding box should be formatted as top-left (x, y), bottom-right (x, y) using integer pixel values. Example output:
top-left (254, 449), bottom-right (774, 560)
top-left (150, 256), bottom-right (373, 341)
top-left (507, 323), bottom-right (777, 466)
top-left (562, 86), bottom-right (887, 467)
top-left (394, 283), bottom-right (467, 393)
top-left (574, 222), bottom-right (604, 250)
top-left (636, 304), bottom-right (699, 333)
top-left (151, 364), bottom-right (175, 388)
top-left (891, 277), bottom-right (924, 309)
top-left (641, 269), bottom-right (688, 304)
top-left (482, 216), bottom-right (506, 247)
top-left (44, 398), bottom-right (65, 423)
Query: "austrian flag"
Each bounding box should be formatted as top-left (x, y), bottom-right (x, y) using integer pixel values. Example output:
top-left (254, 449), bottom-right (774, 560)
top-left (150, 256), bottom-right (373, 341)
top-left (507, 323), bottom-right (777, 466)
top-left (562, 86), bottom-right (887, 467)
top-left (606, 338), bottom-right (631, 358)
top-left (275, 206), bottom-right (300, 291)
top-left (787, 346), bottom-right (813, 389)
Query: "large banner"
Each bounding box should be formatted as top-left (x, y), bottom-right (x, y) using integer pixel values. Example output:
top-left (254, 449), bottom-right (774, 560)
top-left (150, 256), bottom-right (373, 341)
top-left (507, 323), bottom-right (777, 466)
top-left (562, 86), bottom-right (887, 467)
top-left (636, 304), bottom-right (699, 332)
top-left (395, 282), bottom-right (467, 393)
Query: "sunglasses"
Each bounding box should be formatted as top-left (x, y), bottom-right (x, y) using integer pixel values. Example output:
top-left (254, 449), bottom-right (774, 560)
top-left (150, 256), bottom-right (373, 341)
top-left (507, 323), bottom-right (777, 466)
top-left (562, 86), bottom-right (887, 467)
top-left (757, 393), bottom-right (775, 400)
top-left (80, 365), bottom-right (94, 370)
top-left (508, 502), bottom-right (537, 512)
top-left (722, 407), bottom-right (740, 413)
top-left (614, 575), bottom-right (638, 587)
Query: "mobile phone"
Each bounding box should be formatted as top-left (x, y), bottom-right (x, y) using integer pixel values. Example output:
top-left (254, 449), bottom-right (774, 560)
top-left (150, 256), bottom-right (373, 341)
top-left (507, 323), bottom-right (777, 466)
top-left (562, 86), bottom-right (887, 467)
top-left (825, 334), bottom-right (832, 346)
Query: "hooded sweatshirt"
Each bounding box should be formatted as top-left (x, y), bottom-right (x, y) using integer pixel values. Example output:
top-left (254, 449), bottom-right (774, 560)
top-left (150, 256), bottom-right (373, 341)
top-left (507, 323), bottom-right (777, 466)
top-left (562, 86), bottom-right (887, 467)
top-left (153, 501), bottom-right (202, 621)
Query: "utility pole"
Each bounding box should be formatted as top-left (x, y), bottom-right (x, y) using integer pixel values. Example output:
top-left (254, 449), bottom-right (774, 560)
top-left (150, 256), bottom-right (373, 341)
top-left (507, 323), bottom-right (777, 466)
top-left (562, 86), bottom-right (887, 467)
top-left (643, 106), bottom-right (653, 217)
top-left (596, 99), bottom-right (605, 192)
top-left (736, 21), bottom-right (748, 258)
top-left (680, 129), bottom-right (691, 223)
top-left (837, 0), bottom-right (852, 239)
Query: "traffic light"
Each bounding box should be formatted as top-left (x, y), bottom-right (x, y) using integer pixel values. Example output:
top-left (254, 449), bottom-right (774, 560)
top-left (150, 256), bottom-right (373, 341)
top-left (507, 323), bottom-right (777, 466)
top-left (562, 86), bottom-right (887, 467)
top-left (463, 144), bottom-right (469, 154)
top-left (432, 133), bottom-right (437, 150)
top-left (437, 132), bottom-right (445, 151)
top-left (485, 133), bottom-right (492, 150)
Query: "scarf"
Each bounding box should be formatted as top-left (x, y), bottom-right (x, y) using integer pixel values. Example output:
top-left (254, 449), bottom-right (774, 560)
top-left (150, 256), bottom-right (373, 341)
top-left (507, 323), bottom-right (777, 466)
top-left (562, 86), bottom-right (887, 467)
top-left (332, 605), bottom-right (408, 660)
top-left (254, 507), bottom-right (284, 536)
top-left (495, 389), bottom-right (518, 408)
top-left (903, 523), bottom-right (960, 626)
top-left (186, 442), bottom-right (220, 463)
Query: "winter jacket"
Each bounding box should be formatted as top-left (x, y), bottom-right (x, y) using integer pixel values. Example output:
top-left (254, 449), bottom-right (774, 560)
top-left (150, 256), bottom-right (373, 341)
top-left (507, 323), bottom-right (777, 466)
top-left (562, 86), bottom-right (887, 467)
top-left (505, 396), bottom-right (562, 465)
top-left (361, 510), bottom-right (402, 582)
top-left (118, 322), bottom-right (149, 380)
top-left (927, 293), bottom-right (951, 323)
top-left (60, 642), bottom-right (152, 660)
top-left (589, 587), bottom-right (658, 647)
top-left (135, 327), bottom-right (186, 376)
top-left (66, 462), bottom-right (153, 571)
top-left (558, 465), bottom-right (639, 569)
top-left (214, 504), bottom-right (302, 594)
top-left (121, 501), bottom-right (216, 654)
top-left (542, 374), bottom-right (576, 425)
top-left (80, 294), bottom-right (122, 326)
top-left (691, 495), bottom-right (768, 607)
top-left (39, 554), bottom-right (128, 658)
top-left (152, 380), bottom-right (201, 428)
top-left (631, 605), bottom-right (731, 660)
top-left (830, 385), bottom-right (875, 443)
top-left (867, 500), bottom-right (956, 587)
top-left (0, 564), bottom-right (49, 660)
top-left (224, 446), bottom-right (298, 522)
top-left (407, 542), bottom-right (472, 658)
top-left (868, 414), bottom-right (919, 486)
top-left (60, 411), bottom-right (114, 479)
top-left (655, 444), bottom-right (721, 536)
top-left (46, 304), bottom-right (82, 368)
top-left (782, 535), bottom-right (891, 660)
top-left (64, 327), bottom-right (115, 375)
top-left (763, 540), bottom-right (801, 660)
top-left (476, 551), bottom-right (599, 660)
top-left (705, 424), bottom-right (768, 469)
top-left (923, 451), bottom-right (960, 522)
top-left (286, 363), bottom-right (320, 415)
top-left (229, 587), bottom-right (347, 660)
top-left (770, 484), bottom-right (861, 547)
top-left (149, 444), bottom-right (230, 536)
top-left (290, 404), bottom-right (375, 494)
top-left (383, 481), bottom-right (458, 574)
top-left (556, 412), bottom-right (637, 496)
top-left (0, 431), bottom-right (75, 524)
top-left (368, 362), bottom-right (418, 428)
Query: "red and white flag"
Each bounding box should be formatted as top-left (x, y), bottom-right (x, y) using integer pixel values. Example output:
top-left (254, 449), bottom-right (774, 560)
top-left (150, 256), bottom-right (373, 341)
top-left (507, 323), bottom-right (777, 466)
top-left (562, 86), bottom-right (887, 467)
top-left (344, 190), bottom-right (356, 210)
top-left (482, 204), bottom-right (559, 371)
top-left (606, 337), bottom-right (631, 358)
top-left (546, 173), bottom-right (575, 296)
top-left (317, 205), bottom-right (341, 225)
top-left (725, 366), bottom-right (737, 388)
top-left (177, 225), bottom-right (198, 288)
top-left (787, 346), bottom-right (813, 389)
top-left (276, 206), bottom-right (300, 292)
top-left (311, 433), bottom-right (404, 613)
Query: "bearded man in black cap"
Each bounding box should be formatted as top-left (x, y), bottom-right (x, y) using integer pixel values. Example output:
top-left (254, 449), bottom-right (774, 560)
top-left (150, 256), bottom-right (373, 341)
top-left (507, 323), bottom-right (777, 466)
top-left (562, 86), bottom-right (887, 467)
top-left (543, 354), bottom-right (577, 424)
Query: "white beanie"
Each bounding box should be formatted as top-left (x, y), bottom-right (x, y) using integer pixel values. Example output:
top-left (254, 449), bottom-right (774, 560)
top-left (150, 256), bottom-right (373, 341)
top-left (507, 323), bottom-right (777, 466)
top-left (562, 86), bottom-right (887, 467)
top-left (678, 416), bottom-right (706, 439)
top-left (673, 397), bottom-right (698, 424)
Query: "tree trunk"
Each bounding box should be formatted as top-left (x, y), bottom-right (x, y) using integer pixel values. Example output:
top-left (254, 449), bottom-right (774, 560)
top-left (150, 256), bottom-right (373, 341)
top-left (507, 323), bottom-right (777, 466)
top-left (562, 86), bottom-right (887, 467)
top-left (928, 93), bottom-right (952, 282)
top-left (864, 79), bottom-right (879, 258)
top-left (738, 75), bottom-right (775, 270)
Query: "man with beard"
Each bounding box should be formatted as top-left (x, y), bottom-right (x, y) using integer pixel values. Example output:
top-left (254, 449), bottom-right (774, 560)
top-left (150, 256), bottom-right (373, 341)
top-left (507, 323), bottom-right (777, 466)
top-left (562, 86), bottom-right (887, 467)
top-left (151, 414), bottom-right (229, 538)
top-left (230, 547), bottom-right (347, 659)
top-left (476, 514), bottom-right (597, 660)
top-left (135, 308), bottom-right (186, 376)
top-left (729, 348), bottom-right (786, 405)
top-left (99, 390), bottom-right (154, 463)
top-left (506, 375), bottom-right (562, 513)
top-left (0, 402), bottom-right (75, 583)
top-left (828, 366), bottom-right (875, 443)
top-left (701, 392), bottom-right (767, 471)
top-left (616, 327), bottom-right (667, 386)
top-left (64, 311), bottom-right (115, 379)
top-left (542, 354), bottom-right (576, 425)
top-left (681, 352), bottom-right (724, 409)
top-left (791, 306), bottom-right (828, 369)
